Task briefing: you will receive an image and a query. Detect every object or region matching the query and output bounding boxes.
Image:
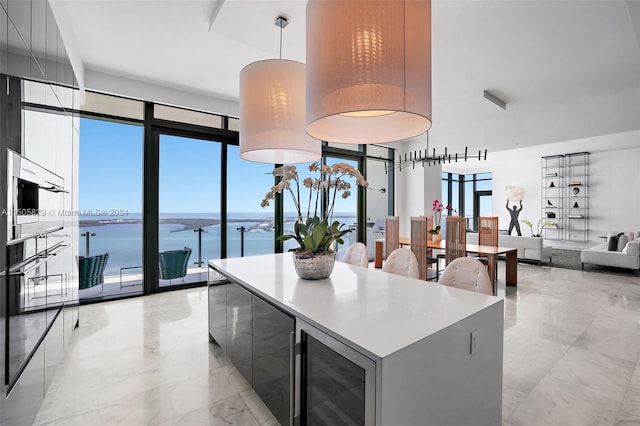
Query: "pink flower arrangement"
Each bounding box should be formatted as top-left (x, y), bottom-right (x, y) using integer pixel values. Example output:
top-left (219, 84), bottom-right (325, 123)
top-left (432, 199), bottom-right (443, 212)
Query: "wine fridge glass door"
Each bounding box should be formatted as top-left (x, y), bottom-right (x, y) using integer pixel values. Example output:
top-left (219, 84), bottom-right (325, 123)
top-left (297, 321), bottom-right (376, 426)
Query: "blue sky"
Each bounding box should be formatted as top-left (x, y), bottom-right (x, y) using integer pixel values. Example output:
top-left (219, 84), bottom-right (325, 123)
top-left (79, 118), bottom-right (358, 214)
top-left (79, 118), bottom-right (144, 212)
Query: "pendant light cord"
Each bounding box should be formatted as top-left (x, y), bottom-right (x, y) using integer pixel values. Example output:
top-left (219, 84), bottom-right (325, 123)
top-left (279, 21), bottom-right (283, 59)
top-left (275, 16), bottom-right (288, 60)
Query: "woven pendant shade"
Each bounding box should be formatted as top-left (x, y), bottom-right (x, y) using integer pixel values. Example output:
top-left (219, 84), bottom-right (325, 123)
top-left (305, 0), bottom-right (432, 144)
top-left (240, 59), bottom-right (321, 163)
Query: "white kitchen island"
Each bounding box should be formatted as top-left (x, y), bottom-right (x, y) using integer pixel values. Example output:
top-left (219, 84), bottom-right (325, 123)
top-left (208, 253), bottom-right (503, 426)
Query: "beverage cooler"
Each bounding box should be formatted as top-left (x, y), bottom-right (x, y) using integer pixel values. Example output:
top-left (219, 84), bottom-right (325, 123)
top-left (297, 320), bottom-right (376, 425)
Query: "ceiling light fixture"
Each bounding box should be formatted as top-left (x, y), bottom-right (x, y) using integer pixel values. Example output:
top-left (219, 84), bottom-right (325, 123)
top-left (239, 16), bottom-right (321, 164)
top-left (305, 0), bottom-right (432, 144)
top-left (483, 90), bottom-right (507, 110)
top-left (392, 132), bottom-right (488, 172)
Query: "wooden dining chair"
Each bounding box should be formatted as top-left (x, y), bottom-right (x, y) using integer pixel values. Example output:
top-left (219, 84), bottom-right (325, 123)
top-left (478, 216), bottom-right (499, 248)
top-left (384, 216), bottom-right (400, 259)
top-left (445, 216), bottom-right (466, 265)
top-left (477, 216), bottom-right (499, 277)
top-left (410, 216), bottom-right (429, 280)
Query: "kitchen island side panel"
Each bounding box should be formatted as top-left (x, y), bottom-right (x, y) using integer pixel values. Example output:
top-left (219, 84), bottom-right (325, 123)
top-left (380, 300), bottom-right (504, 426)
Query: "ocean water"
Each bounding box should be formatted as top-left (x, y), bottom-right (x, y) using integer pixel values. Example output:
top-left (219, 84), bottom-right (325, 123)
top-left (80, 212), bottom-right (357, 276)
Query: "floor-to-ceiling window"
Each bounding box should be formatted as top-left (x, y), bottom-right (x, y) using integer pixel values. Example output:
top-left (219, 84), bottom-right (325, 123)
top-left (324, 156), bottom-right (359, 260)
top-left (78, 117), bottom-right (144, 301)
top-left (158, 134), bottom-right (220, 287)
top-left (442, 172), bottom-right (493, 231)
top-left (74, 94), bottom-right (393, 301)
top-left (281, 161), bottom-right (314, 253)
top-left (227, 145), bottom-right (275, 258)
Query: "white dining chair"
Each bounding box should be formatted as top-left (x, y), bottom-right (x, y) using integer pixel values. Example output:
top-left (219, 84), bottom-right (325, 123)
top-left (342, 242), bottom-right (369, 268)
top-left (382, 248), bottom-right (420, 279)
top-left (438, 257), bottom-right (494, 295)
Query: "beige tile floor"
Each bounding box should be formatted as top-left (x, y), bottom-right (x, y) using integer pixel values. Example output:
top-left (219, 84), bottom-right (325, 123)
top-left (34, 263), bottom-right (640, 426)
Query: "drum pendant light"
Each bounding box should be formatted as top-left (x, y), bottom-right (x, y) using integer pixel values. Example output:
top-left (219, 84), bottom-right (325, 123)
top-left (306, 0), bottom-right (432, 144)
top-left (240, 17), bottom-right (321, 163)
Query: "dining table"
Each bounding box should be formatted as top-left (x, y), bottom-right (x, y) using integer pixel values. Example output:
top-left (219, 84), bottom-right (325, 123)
top-left (374, 238), bottom-right (518, 295)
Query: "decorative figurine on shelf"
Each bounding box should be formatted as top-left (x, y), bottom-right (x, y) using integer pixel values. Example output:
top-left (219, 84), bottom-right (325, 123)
top-left (506, 200), bottom-right (523, 236)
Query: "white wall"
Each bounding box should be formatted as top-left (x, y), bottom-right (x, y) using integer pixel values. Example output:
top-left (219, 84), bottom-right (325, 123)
top-left (394, 134), bottom-right (443, 237)
top-left (443, 129), bottom-right (640, 242)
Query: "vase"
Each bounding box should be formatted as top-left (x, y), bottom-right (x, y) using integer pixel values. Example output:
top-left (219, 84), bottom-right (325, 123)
top-left (292, 251), bottom-right (336, 280)
top-left (432, 233), bottom-right (442, 244)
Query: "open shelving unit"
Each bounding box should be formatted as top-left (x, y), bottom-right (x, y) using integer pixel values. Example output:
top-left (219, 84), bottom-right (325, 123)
top-left (566, 152), bottom-right (590, 241)
top-left (541, 155), bottom-right (565, 240)
top-left (541, 152), bottom-right (590, 241)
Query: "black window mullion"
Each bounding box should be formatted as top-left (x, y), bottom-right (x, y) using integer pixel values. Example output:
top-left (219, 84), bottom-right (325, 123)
top-left (143, 102), bottom-right (159, 294)
top-left (221, 143), bottom-right (228, 259)
top-left (274, 164), bottom-right (284, 253)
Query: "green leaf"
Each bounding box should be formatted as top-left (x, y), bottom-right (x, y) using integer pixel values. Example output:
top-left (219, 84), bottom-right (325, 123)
top-left (311, 220), bottom-right (328, 248)
top-left (303, 235), bottom-right (317, 252)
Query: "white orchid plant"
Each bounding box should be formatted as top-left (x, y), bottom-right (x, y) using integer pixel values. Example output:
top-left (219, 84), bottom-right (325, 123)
top-left (261, 162), bottom-right (368, 255)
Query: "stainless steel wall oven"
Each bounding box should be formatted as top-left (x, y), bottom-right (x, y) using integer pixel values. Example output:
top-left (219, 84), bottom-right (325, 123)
top-left (4, 150), bottom-right (70, 390)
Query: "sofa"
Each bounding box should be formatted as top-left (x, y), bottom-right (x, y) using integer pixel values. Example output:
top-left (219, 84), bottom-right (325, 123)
top-left (466, 233), bottom-right (552, 265)
top-left (580, 234), bottom-right (640, 275)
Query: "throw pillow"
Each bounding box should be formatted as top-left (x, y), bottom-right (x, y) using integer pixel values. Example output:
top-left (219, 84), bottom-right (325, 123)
top-left (608, 234), bottom-right (620, 251)
top-left (617, 235), bottom-right (628, 252)
top-left (621, 243), bottom-right (629, 254)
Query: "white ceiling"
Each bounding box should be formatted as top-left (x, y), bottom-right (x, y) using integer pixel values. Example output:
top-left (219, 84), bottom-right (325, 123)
top-left (56, 0), bottom-right (640, 153)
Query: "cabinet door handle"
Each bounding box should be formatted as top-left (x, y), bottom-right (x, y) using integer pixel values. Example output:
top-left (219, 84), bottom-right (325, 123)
top-left (289, 331), bottom-right (295, 426)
